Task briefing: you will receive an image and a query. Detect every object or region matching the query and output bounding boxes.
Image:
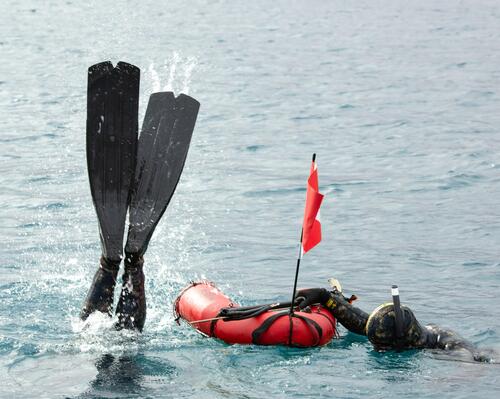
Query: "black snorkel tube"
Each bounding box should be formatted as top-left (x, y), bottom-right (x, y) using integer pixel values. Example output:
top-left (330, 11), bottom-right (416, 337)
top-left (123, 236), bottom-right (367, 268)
top-left (392, 285), bottom-right (405, 347)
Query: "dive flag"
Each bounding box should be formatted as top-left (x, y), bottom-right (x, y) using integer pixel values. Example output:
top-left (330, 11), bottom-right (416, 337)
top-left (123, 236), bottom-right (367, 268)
top-left (302, 155), bottom-right (324, 254)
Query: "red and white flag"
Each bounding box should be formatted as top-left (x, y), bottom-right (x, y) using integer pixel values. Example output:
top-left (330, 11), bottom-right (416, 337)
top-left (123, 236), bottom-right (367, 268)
top-left (301, 155), bottom-right (324, 254)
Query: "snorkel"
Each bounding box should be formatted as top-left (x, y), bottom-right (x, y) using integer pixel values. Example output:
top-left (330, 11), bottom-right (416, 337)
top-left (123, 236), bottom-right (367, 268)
top-left (392, 285), bottom-right (405, 348)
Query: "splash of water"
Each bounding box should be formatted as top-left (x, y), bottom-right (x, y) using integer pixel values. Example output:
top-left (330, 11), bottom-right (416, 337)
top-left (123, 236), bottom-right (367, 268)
top-left (181, 57), bottom-right (197, 94)
top-left (148, 63), bottom-right (161, 93)
top-left (164, 51), bottom-right (180, 92)
top-left (145, 52), bottom-right (197, 96)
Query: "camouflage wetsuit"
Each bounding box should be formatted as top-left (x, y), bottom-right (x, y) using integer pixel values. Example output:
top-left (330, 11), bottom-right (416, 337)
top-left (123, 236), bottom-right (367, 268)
top-left (296, 287), bottom-right (491, 362)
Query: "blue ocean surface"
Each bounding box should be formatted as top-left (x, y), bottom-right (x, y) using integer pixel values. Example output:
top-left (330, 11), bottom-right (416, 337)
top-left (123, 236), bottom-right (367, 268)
top-left (1, 0), bottom-right (499, 397)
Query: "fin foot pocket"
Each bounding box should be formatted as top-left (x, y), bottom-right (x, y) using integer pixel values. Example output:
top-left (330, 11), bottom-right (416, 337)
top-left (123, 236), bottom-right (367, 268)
top-left (115, 254), bottom-right (146, 331)
top-left (80, 257), bottom-right (120, 320)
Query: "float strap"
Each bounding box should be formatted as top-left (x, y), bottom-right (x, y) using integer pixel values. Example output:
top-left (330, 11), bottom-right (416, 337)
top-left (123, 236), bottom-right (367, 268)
top-left (208, 303), bottom-right (293, 337)
top-left (250, 310), bottom-right (323, 347)
top-left (217, 301), bottom-right (294, 321)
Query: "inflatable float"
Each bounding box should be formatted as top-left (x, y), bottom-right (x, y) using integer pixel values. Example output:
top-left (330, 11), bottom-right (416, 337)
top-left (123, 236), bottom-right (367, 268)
top-left (174, 281), bottom-right (337, 347)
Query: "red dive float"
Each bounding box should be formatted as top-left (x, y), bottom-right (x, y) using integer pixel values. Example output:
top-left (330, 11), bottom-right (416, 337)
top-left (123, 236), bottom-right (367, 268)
top-left (174, 281), bottom-right (337, 347)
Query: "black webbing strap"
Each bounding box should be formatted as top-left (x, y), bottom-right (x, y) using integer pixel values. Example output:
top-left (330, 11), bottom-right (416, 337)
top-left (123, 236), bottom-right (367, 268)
top-left (217, 301), bottom-right (295, 321)
top-left (252, 311), bottom-right (287, 344)
top-left (210, 318), bottom-right (218, 337)
top-left (251, 311), bottom-right (323, 347)
top-left (313, 309), bottom-right (337, 336)
top-left (292, 313), bottom-right (323, 347)
top-left (218, 305), bottom-right (271, 321)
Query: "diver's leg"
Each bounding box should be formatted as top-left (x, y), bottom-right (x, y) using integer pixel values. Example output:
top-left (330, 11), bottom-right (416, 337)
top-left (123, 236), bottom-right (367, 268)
top-left (115, 92), bottom-right (200, 331)
top-left (115, 253), bottom-right (146, 331)
top-left (81, 61), bottom-right (139, 320)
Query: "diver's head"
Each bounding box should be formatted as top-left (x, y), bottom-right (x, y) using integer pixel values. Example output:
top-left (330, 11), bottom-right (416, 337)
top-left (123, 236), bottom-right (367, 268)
top-left (365, 303), bottom-right (428, 350)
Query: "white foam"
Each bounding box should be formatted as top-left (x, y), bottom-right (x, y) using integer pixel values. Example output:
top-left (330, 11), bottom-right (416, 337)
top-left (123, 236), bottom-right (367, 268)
top-left (144, 52), bottom-right (198, 96)
top-left (148, 63), bottom-right (161, 93)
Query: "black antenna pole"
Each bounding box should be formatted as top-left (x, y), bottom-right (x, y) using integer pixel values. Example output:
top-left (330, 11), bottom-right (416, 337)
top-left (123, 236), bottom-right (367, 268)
top-left (289, 230), bottom-right (304, 316)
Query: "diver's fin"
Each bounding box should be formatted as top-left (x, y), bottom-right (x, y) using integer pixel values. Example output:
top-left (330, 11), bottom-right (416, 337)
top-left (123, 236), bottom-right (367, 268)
top-left (124, 92), bottom-right (200, 256)
top-left (86, 61), bottom-right (140, 261)
top-left (82, 61), bottom-right (139, 320)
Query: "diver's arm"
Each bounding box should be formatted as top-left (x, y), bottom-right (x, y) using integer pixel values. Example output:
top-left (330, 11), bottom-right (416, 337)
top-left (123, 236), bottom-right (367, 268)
top-left (296, 288), bottom-right (369, 336)
top-left (328, 293), bottom-right (369, 336)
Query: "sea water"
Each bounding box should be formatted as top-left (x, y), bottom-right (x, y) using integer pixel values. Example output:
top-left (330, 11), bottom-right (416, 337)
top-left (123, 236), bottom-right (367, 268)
top-left (1, 0), bottom-right (499, 397)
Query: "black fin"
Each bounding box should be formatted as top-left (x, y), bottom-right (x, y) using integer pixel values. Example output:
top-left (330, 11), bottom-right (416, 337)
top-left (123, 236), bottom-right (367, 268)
top-left (125, 92), bottom-right (200, 256)
top-left (86, 61), bottom-right (140, 261)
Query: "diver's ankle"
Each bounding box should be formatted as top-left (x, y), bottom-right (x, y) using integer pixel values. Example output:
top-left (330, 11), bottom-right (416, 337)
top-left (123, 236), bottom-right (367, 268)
top-left (124, 253), bottom-right (144, 273)
top-left (99, 256), bottom-right (121, 274)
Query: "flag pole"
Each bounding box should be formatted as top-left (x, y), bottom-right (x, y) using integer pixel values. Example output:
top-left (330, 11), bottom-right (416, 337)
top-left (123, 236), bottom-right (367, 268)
top-left (289, 229), bottom-right (304, 316)
top-left (289, 153), bottom-right (316, 316)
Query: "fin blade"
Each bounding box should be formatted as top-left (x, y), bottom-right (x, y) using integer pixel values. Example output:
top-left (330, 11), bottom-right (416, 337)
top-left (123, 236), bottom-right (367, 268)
top-left (86, 61), bottom-right (140, 261)
top-left (125, 92), bottom-right (200, 255)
